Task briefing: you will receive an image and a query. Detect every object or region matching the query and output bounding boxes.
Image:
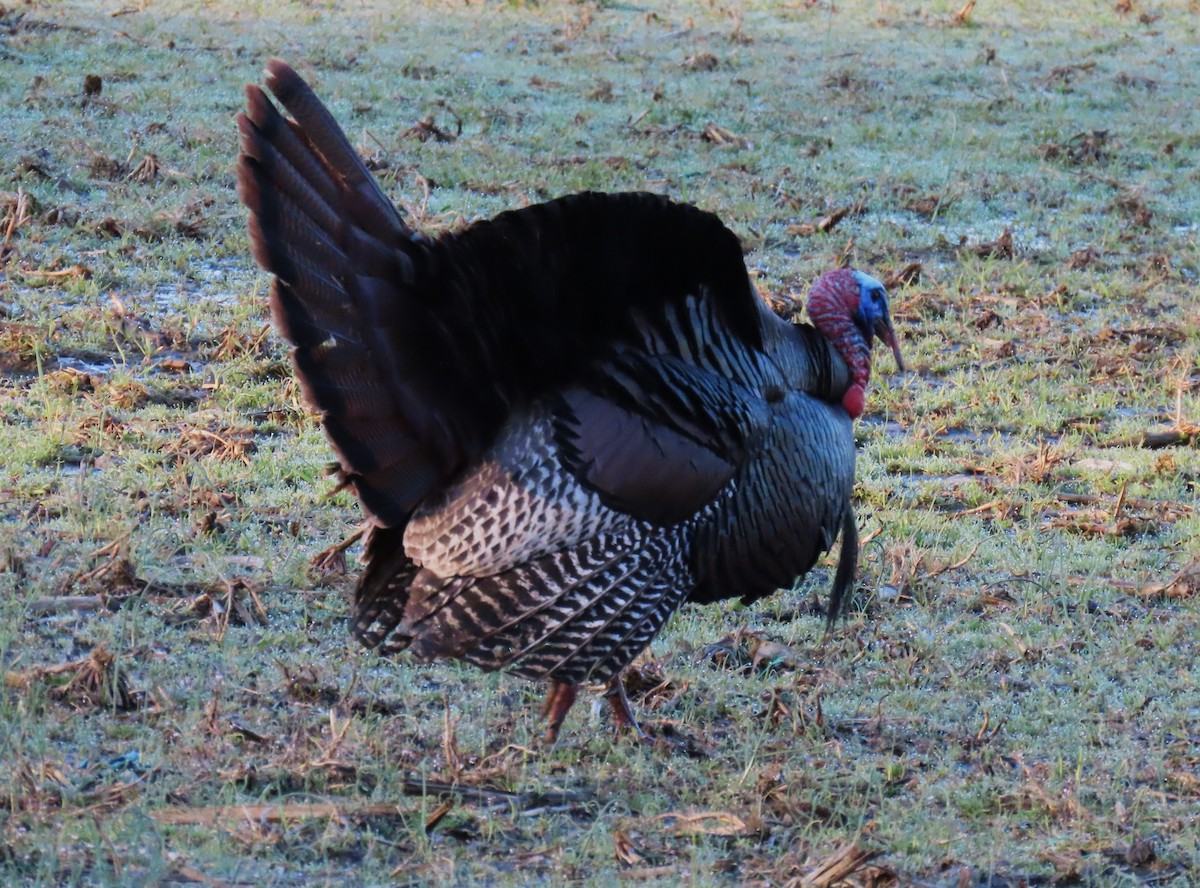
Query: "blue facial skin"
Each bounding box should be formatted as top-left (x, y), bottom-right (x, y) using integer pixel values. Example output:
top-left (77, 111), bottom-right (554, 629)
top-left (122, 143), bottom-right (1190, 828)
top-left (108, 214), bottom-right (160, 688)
top-left (850, 270), bottom-right (890, 345)
top-left (848, 270), bottom-right (905, 373)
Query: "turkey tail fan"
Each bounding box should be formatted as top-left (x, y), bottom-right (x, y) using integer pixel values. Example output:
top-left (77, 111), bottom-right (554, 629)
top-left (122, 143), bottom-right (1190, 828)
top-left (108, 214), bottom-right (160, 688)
top-left (255, 60), bottom-right (410, 244)
top-left (379, 189), bottom-right (774, 468)
top-left (237, 60), bottom-right (438, 527)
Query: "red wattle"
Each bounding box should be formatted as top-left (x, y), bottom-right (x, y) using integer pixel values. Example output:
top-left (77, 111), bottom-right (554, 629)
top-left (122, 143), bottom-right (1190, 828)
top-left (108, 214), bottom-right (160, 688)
top-left (842, 384), bottom-right (865, 419)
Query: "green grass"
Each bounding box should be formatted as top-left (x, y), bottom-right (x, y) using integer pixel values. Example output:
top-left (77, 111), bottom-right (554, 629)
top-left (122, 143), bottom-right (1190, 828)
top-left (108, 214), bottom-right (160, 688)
top-left (2, 0), bottom-right (1199, 884)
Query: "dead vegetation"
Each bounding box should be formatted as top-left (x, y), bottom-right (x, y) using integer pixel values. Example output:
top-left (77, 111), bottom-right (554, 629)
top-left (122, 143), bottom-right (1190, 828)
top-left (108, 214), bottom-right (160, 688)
top-left (1, 0), bottom-right (1198, 885)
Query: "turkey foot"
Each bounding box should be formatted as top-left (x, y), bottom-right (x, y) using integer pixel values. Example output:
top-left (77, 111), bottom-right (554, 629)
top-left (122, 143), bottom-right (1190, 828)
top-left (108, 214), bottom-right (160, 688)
top-left (604, 675), bottom-right (650, 742)
top-left (540, 680), bottom-right (578, 744)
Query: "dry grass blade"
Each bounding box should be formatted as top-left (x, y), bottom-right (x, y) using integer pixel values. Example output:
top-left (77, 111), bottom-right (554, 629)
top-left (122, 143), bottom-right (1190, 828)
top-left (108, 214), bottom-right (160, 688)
top-left (834, 236), bottom-right (856, 269)
top-left (56, 645), bottom-right (137, 711)
top-left (1039, 130), bottom-right (1108, 164)
top-left (402, 115), bottom-right (457, 143)
top-left (701, 123), bottom-right (748, 147)
top-left (78, 539), bottom-right (131, 581)
top-left (619, 865), bottom-right (679, 880)
top-left (749, 637), bottom-right (802, 671)
top-left (151, 802), bottom-right (407, 827)
top-left (682, 52), bottom-right (718, 71)
top-left (6, 645), bottom-right (138, 711)
top-left (25, 594), bottom-right (108, 615)
top-left (956, 498), bottom-right (1013, 518)
top-left (443, 704), bottom-right (465, 778)
top-left (1067, 245), bottom-right (1100, 269)
top-left (2, 188), bottom-right (36, 251)
top-left (819, 203), bottom-right (864, 233)
top-left (1103, 425), bottom-right (1200, 449)
top-left (172, 425), bottom-right (257, 463)
top-left (168, 863), bottom-right (235, 888)
top-left (127, 153), bottom-right (160, 182)
top-left (787, 204), bottom-right (866, 238)
top-left (6, 658), bottom-right (80, 688)
top-left (423, 799), bottom-right (455, 833)
top-left (656, 810), bottom-right (757, 836)
top-left (1054, 491), bottom-right (1192, 518)
top-left (951, 1), bottom-right (976, 26)
top-left (1136, 558), bottom-right (1200, 600)
top-left (799, 843), bottom-right (882, 888)
top-left (882, 262), bottom-right (922, 289)
top-left (398, 778), bottom-right (591, 811)
top-left (126, 153), bottom-right (191, 182)
top-left (191, 579), bottom-right (267, 637)
top-left (613, 830), bottom-right (644, 866)
top-left (905, 194), bottom-right (942, 219)
top-left (970, 228), bottom-right (1014, 259)
top-left (11, 263), bottom-right (92, 281)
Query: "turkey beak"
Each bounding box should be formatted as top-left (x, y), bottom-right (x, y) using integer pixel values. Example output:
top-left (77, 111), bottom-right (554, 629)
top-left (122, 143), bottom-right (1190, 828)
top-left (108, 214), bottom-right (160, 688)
top-left (875, 318), bottom-right (905, 373)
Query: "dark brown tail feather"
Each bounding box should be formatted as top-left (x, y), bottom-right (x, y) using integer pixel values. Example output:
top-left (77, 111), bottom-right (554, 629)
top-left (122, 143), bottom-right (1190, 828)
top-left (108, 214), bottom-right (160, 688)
top-left (261, 59), bottom-right (408, 244)
top-left (238, 61), bottom-right (441, 527)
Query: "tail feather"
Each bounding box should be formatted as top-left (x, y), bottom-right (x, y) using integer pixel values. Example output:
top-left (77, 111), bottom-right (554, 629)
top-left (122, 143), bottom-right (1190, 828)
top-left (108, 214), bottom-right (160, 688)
top-left (240, 135), bottom-right (404, 291)
top-left (351, 526), bottom-right (419, 651)
top-left (581, 586), bottom-right (679, 683)
top-left (260, 59), bottom-right (408, 243)
top-left (323, 416), bottom-right (428, 476)
top-left (241, 83), bottom-right (345, 215)
top-left (293, 346), bottom-right (393, 418)
top-left (267, 271), bottom-right (355, 349)
top-left (237, 129), bottom-right (345, 251)
top-left (239, 61), bottom-right (444, 526)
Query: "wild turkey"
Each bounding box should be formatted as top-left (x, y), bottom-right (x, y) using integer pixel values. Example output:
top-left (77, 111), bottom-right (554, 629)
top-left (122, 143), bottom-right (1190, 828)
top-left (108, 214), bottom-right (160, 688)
top-left (237, 59), bottom-right (904, 742)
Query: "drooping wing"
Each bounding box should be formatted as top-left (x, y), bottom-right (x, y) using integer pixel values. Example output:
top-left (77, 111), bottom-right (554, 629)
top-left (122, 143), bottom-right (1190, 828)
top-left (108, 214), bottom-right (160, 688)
top-left (688, 378), bottom-right (857, 609)
top-left (552, 345), bottom-right (771, 525)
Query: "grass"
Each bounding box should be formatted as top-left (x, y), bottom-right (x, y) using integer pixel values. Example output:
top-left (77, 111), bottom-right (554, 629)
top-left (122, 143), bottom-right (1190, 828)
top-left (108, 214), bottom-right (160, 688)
top-left (2, 0), bottom-right (1199, 884)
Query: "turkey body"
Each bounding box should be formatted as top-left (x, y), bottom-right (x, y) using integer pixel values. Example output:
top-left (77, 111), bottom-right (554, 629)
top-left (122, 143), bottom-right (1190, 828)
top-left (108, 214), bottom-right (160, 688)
top-left (238, 60), bottom-right (895, 740)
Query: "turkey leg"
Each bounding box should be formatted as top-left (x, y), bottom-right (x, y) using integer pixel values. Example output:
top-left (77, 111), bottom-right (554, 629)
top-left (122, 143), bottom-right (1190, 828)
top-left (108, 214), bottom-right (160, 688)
top-left (604, 675), bottom-right (648, 741)
top-left (540, 680), bottom-right (578, 744)
top-left (541, 677), bottom-right (649, 743)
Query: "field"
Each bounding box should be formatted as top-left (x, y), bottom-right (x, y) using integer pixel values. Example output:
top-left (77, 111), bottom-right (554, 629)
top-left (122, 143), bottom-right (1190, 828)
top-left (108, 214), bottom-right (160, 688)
top-left (2, 0), bottom-right (1199, 884)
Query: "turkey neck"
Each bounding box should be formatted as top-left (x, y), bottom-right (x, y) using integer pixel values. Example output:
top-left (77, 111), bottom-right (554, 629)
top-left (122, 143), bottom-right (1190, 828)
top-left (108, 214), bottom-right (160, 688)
top-left (766, 318), bottom-right (853, 408)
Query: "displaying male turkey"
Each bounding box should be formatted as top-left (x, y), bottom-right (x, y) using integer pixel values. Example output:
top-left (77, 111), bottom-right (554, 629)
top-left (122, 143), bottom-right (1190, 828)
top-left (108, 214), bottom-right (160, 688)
top-left (237, 59), bottom-right (904, 742)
